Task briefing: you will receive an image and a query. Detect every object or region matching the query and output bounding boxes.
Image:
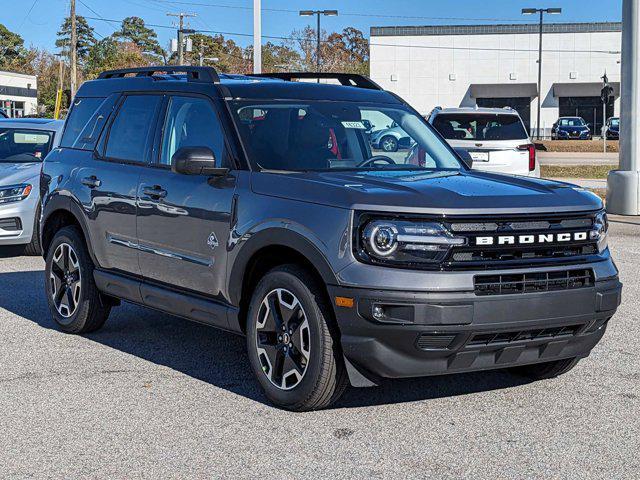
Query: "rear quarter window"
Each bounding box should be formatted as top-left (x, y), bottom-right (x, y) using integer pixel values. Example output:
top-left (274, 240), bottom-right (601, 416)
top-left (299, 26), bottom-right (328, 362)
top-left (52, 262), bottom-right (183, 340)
top-left (60, 95), bottom-right (119, 150)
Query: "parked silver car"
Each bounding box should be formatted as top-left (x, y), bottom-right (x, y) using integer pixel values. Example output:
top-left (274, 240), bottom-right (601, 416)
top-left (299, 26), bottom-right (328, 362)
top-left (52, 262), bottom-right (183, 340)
top-left (0, 118), bottom-right (64, 253)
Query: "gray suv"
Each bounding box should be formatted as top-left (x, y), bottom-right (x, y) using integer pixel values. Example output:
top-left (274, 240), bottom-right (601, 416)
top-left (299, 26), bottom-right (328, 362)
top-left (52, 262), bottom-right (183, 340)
top-left (40, 67), bottom-right (621, 411)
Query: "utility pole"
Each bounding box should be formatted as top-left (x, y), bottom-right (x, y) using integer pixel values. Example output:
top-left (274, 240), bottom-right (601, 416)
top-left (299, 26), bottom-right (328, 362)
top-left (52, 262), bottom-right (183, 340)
top-left (167, 12), bottom-right (196, 65)
top-left (70, 0), bottom-right (77, 99)
top-left (522, 7), bottom-right (562, 139)
top-left (607, 0), bottom-right (640, 215)
top-left (253, 0), bottom-right (262, 73)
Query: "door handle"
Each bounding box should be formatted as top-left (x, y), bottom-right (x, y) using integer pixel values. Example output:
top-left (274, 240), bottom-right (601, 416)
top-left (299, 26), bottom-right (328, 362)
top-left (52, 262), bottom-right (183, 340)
top-left (142, 186), bottom-right (167, 199)
top-left (81, 176), bottom-right (101, 188)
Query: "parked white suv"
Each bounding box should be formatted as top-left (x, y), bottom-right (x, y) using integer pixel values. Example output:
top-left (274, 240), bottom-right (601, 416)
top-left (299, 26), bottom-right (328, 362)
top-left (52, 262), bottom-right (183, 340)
top-left (427, 107), bottom-right (539, 177)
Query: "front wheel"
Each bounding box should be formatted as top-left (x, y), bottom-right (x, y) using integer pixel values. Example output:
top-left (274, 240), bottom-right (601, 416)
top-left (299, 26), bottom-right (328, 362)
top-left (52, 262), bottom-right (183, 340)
top-left (380, 135), bottom-right (398, 152)
top-left (246, 265), bottom-right (348, 411)
top-left (45, 226), bottom-right (111, 333)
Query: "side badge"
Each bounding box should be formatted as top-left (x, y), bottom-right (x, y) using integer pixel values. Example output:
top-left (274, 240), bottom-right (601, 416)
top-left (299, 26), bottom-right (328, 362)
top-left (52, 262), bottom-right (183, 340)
top-left (207, 232), bottom-right (219, 250)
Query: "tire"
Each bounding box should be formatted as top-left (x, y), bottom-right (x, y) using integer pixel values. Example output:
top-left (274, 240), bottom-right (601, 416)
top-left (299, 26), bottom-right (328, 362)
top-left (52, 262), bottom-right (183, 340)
top-left (509, 357), bottom-right (580, 380)
top-left (23, 207), bottom-right (41, 256)
top-left (380, 135), bottom-right (398, 153)
top-left (44, 226), bottom-right (110, 334)
top-left (246, 265), bottom-right (348, 411)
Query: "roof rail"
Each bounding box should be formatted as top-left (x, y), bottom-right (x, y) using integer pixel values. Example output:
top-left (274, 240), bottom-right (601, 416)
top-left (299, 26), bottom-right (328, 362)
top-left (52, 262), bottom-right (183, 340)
top-left (247, 72), bottom-right (383, 90)
top-left (98, 66), bottom-right (220, 83)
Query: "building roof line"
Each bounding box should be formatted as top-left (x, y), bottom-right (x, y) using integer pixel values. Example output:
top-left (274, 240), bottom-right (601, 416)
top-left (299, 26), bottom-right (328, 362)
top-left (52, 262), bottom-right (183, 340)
top-left (370, 22), bottom-right (622, 37)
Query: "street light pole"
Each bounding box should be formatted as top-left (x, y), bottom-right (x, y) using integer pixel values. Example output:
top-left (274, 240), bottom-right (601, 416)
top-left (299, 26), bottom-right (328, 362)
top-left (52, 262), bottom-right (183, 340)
top-left (522, 7), bottom-right (562, 139)
top-left (253, 0), bottom-right (262, 73)
top-left (299, 9), bottom-right (338, 72)
top-left (607, 0), bottom-right (640, 215)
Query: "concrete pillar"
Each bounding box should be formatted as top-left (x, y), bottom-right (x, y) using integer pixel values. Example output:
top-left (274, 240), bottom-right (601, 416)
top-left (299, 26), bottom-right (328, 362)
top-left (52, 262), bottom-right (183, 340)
top-left (607, 0), bottom-right (640, 214)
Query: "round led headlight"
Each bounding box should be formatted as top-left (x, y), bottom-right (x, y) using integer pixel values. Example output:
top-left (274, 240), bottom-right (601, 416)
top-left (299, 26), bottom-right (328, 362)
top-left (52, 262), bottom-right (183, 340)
top-left (364, 222), bottom-right (398, 257)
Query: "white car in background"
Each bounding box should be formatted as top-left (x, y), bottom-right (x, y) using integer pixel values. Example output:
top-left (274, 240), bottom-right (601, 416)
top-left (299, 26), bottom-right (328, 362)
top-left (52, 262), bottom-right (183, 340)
top-left (427, 107), bottom-right (539, 177)
top-left (0, 118), bottom-right (64, 254)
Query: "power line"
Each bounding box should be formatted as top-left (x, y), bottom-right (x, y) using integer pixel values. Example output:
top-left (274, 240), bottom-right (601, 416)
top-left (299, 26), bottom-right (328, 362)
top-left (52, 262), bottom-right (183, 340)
top-left (18, 0), bottom-right (40, 30)
top-left (82, 16), bottom-right (621, 55)
top-left (142, 0), bottom-right (533, 23)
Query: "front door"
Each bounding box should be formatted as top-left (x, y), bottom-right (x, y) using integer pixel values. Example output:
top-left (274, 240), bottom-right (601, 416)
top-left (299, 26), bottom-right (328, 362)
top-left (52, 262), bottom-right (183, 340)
top-left (136, 94), bottom-right (236, 299)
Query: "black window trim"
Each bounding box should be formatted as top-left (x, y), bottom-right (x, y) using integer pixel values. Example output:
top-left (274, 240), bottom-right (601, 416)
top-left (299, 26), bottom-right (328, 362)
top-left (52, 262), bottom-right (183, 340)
top-left (95, 92), bottom-right (163, 166)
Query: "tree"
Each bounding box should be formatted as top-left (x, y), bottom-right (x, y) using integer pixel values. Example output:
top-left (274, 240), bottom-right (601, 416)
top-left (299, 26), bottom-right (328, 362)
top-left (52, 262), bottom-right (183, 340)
top-left (0, 23), bottom-right (26, 67)
top-left (113, 16), bottom-right (165, 62)
top-left (84, 37), bottom-right (150, 79)
top-left (56, 15), bottom-right (96, 62)
top-left (292, 26), bottom-right (369, 74)
top-left (261, 41), bottom-right (302, 72)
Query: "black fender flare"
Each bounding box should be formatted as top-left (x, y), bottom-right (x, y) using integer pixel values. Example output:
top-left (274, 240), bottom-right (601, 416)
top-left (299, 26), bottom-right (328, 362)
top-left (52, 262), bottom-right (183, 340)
top-left (41, 195), bottom-right (99, 266)
top-left (227, 227), bottom-right (338, 306)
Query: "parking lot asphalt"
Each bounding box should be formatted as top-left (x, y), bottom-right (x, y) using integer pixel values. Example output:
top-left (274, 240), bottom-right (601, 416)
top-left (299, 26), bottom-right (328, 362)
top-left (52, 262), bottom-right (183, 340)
top-left (1, 221), bottom-right (639, 479)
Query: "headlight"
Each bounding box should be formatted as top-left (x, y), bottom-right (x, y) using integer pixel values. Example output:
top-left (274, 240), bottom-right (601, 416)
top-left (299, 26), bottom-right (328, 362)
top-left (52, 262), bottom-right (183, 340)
top-left (0, 184), bottom-right (32, 204)
top-left (590, 211), bottom-right (608, 253)
top-left (357, 216), bottom-right (466, 267)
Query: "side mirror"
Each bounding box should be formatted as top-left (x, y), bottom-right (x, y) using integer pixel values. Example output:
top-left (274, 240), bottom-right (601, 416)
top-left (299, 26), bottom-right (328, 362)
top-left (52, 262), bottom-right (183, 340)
top-left (171, 146), bottom-right (229, 176)
top-left (454, 148), bottom-right (473, 169)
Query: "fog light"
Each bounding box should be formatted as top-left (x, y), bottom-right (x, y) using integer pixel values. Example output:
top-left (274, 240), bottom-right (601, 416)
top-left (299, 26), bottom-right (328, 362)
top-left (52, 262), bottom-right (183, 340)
top-left (372, 305), bottom-right (384, 320)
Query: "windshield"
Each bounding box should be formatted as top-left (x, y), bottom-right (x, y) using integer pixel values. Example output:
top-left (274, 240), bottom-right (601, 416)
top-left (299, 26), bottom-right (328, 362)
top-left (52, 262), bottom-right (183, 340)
top-left (230, 100), bottom-right (462, 172)
top-left (610, 118), bottom-right (620, 127)
top-left (432, 113), bottom-right (528, 141)
top-left (559, 118), bottom-right (586, 127)
top-left (0, 128), bottom-right (55, 163)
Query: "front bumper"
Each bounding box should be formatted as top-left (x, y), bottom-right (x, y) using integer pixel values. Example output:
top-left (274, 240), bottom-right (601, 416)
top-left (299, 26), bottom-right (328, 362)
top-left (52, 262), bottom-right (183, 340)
top-left (0, 193), bottom-right (38, 246)
top-left (557, 131), bottom-right (591, 140)
top-left (329, 271), bottom-right (621, 381)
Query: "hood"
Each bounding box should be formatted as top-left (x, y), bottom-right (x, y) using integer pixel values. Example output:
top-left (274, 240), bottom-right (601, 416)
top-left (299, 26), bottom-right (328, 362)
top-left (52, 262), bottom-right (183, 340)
top-left (0, 162), bottom-right (41, 186)
top-left (251, 169), bottom-right (602, 215)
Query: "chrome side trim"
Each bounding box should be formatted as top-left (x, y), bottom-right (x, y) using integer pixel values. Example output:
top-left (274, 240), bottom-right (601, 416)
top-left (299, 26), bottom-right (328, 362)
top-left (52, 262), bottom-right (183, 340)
top-left (108, 235), bottom-right (213, 267)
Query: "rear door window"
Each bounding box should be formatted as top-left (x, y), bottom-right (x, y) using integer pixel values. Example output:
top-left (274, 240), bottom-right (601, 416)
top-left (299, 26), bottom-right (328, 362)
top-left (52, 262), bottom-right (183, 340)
top-left (104, 95), bottom-right (162, 163)
top-left (433, 114), bottom-right (528, 141)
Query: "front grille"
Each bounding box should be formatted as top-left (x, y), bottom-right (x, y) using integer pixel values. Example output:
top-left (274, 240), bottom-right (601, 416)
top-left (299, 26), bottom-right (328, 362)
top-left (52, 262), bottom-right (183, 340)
top-left (467, 324), bottom-right (583, 347)
top-left (443, 212), bottom-right (601, 270)
top-left (417, 334), bottom-right (456, 350)
top-left (0, 217), bottom-right (22, 231)
top-left (474, 268), bottom-right (594, 295)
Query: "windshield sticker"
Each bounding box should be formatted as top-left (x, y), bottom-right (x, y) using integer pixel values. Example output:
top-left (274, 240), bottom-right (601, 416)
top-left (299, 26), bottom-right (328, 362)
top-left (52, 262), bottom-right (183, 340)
top-left (341, 121), bottom-right (367, 130)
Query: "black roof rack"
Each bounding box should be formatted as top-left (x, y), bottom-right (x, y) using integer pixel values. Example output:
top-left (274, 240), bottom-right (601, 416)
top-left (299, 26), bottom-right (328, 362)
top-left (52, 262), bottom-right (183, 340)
top-left (247, 72), bottom-right (383, 90)
top-left (98, 66), bottom-right (220, 83)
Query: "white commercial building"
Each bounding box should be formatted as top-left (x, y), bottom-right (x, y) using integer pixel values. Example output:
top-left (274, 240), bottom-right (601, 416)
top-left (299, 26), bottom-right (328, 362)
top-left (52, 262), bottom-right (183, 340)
top-left (0, 71), bottom-right (38, 118)
top-left (370, 22), bottom-right (622, 137)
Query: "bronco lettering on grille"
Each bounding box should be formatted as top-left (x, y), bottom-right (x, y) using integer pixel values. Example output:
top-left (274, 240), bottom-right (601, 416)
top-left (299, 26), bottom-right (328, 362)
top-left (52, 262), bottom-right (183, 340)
top-left (475, 231), bottom-right (589, 246)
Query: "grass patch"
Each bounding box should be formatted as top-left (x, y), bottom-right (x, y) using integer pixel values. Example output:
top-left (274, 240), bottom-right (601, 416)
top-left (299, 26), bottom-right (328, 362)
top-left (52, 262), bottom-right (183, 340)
top-left (536, 140), bottom-right (619, 153)
top-left (541, 164), bottom-right (615, 179)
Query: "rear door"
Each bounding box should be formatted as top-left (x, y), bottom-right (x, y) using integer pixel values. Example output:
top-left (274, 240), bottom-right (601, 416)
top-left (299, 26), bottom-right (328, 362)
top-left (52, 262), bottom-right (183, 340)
top-left (432, 112), bottom-right (532, 175)
top-left (136, 94), bottom-right (237, 299)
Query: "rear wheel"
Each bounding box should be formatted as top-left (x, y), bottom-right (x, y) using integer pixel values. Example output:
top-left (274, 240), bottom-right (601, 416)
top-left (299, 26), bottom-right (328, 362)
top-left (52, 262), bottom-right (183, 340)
top-left (246, 265), bottom-right (348, 411)
top-left (509, 357), bottom-right (580, 380)
top-left (45, 226), bottom-right (110, 333)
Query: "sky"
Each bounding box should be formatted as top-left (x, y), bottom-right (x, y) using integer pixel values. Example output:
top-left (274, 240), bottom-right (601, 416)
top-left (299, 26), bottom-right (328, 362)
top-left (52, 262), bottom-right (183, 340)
top-left (3, 0), bottom-right (624, 52)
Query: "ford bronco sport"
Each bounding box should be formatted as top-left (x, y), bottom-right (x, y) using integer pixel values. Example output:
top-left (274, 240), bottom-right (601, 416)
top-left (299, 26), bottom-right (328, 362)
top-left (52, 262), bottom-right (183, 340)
top-left (40, 67), bottom-right (621, 411)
